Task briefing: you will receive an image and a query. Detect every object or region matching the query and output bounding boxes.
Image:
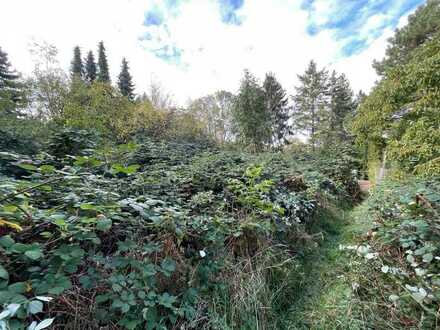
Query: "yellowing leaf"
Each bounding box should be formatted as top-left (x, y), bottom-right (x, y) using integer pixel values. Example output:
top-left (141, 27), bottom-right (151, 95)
top-left (26, 281), bottom-right (33, 293)
top-left (0, 219), bottom-right (23, 232)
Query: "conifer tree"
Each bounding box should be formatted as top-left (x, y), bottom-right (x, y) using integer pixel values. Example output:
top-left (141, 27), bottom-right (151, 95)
top-left (233, 70), bottom-right (270, 151)
top-left (70, 46), bottom-right (83, 80)
top-left (97, 41), bottom-right (110, 83)
top-left (327, 71), bottom-right (355, 144)
top-left (292, 60), bottom-right (329, 150)
top-left (263, 72), bottom-right (290, 146)
top-left (0, 46), bottom-right (23, 113)
top-left (373, 0), bottom-right (440, 75)
top-left (117, 58), bottom-right (135, 100)
top-left (85, 50), bottom-right (97, 83)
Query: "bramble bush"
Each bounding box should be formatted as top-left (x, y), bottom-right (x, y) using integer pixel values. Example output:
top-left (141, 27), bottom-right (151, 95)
top-left (0, 132), bottom-right (361, 329)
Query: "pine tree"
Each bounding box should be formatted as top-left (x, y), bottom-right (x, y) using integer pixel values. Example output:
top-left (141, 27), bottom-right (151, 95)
top-left (232, 70), bottom-right (270, 151)
top-left (84, 50), bottom-right (97, 83)
top-left (70, 46), bottom-right (83, 80)
top-left (117, 58), bottom-right (135, 100)
top-left (0, 46), bottom-right (23, 113)
top-left (292, 60), bottom-right (329, 150)
top-left (263, 72), bottom-right (290, 146)
top-left (327, 71), bottom-right (355, 144)
top-left (97, 41), bottom-right (110, 83)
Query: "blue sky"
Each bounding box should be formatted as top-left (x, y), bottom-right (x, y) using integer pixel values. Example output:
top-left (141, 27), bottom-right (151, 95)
top-left (0, 0), bottom-right (427, 104)
top-left (141, 0), bottom-right (423, 63)
top-left (302, 0), bottom-right (423, 56)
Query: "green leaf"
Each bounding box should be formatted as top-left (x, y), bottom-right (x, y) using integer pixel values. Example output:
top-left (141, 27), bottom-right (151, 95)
top-left (96, 218), bottom-right (112, 231)
top-left (158, 293), bottom-right (176, 309)
top-left (423, 253), bottom-right (433, 263)
top-left (8, 282), bottom-right (26, 293)
top-left (80, 203), bottom-right (97, 210)
top-left (34, 318), bottom-right (55, 330)
top-left (3, 205), bottom-right (17, 213)
top-left (25, 249), bottom-right (43, 260)
top-left (39, 165), bottom-right (55, 174)
top-left (28, 300), bottom-right (43, 314)
top-left (95, 294), bottom-right (110, 303)
top-left (17, 163), bottom-right (38, 171)
top-left (160, 258), bottom-right (176, 277)
top-left (124, 164), bottom-right (140, 175)
top-left (0, 265), bottom-right (8, 281)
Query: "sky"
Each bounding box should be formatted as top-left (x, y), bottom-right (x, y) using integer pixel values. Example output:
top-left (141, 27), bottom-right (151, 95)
top-left (0, 0), bottom-right (425, 105)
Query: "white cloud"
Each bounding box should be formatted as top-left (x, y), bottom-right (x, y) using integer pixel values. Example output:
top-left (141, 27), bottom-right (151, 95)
top-left (0, 0), bottom-right (421, 105)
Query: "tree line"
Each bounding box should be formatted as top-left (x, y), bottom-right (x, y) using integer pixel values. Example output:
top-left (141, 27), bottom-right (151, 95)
top-left (1, 39), bottom-right (359, 152)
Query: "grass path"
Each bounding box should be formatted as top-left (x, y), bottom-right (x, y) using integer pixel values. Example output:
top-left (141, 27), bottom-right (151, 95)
top-left (281, 200), bottom-right (375, 329)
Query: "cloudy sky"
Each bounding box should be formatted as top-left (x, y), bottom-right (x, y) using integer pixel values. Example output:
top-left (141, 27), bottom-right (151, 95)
top-left (1, 0), bottom-right (425, 105)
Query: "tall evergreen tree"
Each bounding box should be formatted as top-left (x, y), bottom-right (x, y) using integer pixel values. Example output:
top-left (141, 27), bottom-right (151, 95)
top-left (232, 70), bottom-right (270, 151)
top-left (117, 58), bottom-right (135, 100)
top-left (84, 50), bottom-right (97, 83)
top-left (263, 72), bottom-right (290, 146)
top-left (97, 41), bottom-right (110, 83)
top-left (0, 46), bottom-right (23, 113)
top-left (327, 71), bottom-right (355, 144)
top-left (70, 46), bottom-right (83, 80)
top-left (292, 60), bottom-right (329, 151)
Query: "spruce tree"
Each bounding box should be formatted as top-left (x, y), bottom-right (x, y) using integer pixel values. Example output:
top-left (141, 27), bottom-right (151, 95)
top-left (70, 46), bottom-right (83, 80)
top-left (233, 70), bottom-right (270, 151)
top-left (117, 58), bottom-right (135, 100)
top-left (0, 46), bottom-right (23, 113)
top-left (263, 72), bottom-right (290, 146)
top-left (327, 71), bottom-right (355, 144)
top-left (292, 60), bottom-right (329, 150)
top-left (85, 50), bottom-right (97, 83)
top-left (97, 41), bottom-right (110, 83)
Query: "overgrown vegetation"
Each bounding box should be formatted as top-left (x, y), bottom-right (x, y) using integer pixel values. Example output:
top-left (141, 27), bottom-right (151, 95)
top-left (1, 0), bottom-right (439, 329)
top-left (0, 138), bottom-right (360, 329)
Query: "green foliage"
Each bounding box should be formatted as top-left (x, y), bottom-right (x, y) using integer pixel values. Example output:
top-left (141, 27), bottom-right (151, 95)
top-left (233, 70), bottom-right (271, 151)
top-left (327, 71), bottom-right (355, 145)
top-left (46, 127), bottom-right (97, 158)
top-left (84, 50), bottom-right (97, 84)
top-left (117, 58), bottom-right (135, 100)
top-left (292, 60), bottom-right (329, 150)
top-left (342, 177), bottom-right (440, 328)
top-left (0, 46), bottom-right (25, 114)
top-left (27, 42), bottom-right (69, 120)
top-left (263, 72), bottom-right (291, 146)
top-left (0, 135), bottom-right (359, 329)
top-left (61, 82), bottom-right (137, 141)
top-left (0, 115), bottom-right (47, 155)
top-left (227, 165), bottom-right (283, 218)
top-left (70, 46), bottom-right (83, 81)
top-left (352, 32), bottom-right (440, 176)
top-left (373, 0), bottom-right (440, 75)
top-left (97, 41), bottom-right (110, 83)
top-left (187, 90), bottom-right (235, 143)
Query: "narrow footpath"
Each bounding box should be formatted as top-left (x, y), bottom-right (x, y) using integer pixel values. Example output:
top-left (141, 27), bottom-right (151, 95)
top-left (283, 182), bottom-right (375, 329)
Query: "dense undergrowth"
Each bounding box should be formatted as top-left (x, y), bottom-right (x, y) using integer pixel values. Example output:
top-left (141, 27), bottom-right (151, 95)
top-left (346, 177), bottom-right (440, 328)
top-left (300, 177), bottom-right (440, 329)
top-left (0, 134), bottom-right (361, 330)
